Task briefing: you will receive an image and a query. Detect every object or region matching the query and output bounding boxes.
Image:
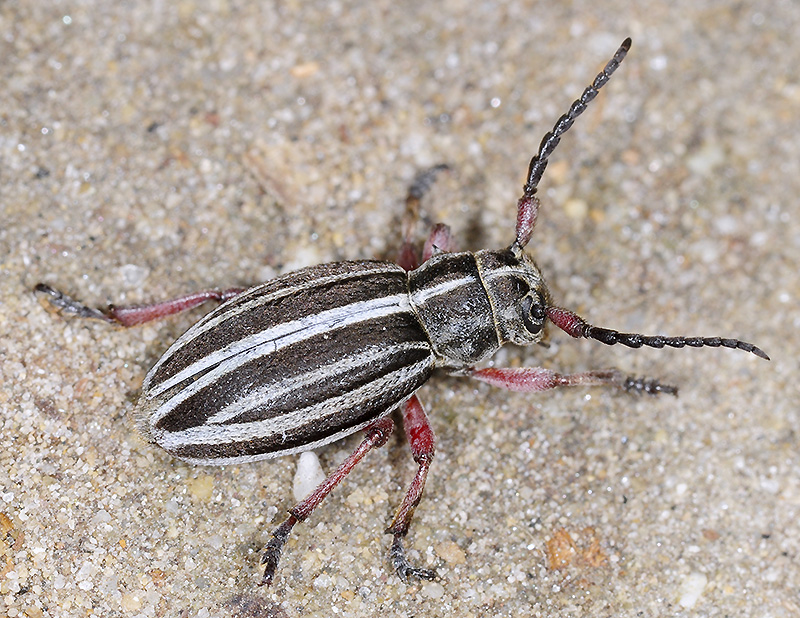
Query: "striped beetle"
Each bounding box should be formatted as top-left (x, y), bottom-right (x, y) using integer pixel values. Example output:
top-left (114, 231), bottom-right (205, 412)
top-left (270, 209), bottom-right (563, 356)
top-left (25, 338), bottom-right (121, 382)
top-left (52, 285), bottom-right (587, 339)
top-left (35, 38), bottom-right (768, 586)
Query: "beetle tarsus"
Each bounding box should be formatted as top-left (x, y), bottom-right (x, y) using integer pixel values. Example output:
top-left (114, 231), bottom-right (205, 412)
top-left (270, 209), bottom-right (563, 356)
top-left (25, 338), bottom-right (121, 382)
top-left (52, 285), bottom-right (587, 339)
top-left (390, 536), bottom-right (436, 583)
top-left (34, 283), bottom-right (116, 323)
top-left (259, 516), bottom-right (297, 586)
top-left (407, 164), bottom-right (450, 201)
top-left (621, 374), bottom-right (678, 396)
top-left (581, 368), bottom-right (678, 396)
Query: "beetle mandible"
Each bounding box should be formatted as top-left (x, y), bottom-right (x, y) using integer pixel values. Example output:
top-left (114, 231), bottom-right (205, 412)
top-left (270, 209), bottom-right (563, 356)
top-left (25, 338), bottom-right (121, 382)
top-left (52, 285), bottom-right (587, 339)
top-left (35, 38), bottom-right (768, 586)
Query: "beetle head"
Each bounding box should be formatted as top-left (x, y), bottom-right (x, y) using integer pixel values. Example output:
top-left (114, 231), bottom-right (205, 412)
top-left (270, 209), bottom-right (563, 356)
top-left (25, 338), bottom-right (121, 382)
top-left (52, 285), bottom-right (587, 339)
top-left (476, 248), bottom-right (551, 348)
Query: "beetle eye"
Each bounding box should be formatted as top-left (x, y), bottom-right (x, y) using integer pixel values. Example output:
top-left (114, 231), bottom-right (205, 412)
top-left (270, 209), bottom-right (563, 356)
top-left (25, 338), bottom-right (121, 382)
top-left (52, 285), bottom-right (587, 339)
top-left (520, 295), bottom-right (545, 334)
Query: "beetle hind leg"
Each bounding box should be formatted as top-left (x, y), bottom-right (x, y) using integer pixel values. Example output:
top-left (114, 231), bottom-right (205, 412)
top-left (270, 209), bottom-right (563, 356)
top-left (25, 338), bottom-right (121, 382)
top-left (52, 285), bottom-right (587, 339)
top-left (386, 394), bottom-right (437, 582)
top-left (260, 417), bottom-right (395, 586)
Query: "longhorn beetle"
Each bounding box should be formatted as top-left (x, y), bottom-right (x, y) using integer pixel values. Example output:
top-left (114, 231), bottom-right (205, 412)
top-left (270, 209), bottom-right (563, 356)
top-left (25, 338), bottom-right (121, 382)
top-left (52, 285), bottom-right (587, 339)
top-left (35, 38), bottom-right (768, 586)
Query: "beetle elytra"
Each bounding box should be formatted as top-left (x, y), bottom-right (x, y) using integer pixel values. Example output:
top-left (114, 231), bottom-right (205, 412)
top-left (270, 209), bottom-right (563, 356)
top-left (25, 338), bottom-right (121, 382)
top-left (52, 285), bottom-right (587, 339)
top-left (35, 37), bottom-right (768, 586)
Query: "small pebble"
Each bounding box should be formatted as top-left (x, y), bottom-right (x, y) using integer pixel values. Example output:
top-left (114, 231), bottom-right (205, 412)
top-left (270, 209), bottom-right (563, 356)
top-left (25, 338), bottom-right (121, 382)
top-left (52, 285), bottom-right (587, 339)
top-left (294, 451), bottom-right (326, 501)
top-left (677, 571), bottom-right (708, 608)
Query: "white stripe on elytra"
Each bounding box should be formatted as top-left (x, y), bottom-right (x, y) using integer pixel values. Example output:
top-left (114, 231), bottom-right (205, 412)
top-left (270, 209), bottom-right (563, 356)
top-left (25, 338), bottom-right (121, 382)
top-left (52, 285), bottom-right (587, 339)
top-left (145, 293), bottom-right (412, 426)
top-left (143, 263), bottom-right (404, 391)
top-left (204, 340), bottom-right (431, 425)
top-left (155, 358), bottom-right (432, 454)
top-left (172, 418), bottom-right (378, 465)
top-left (169, 408), bottom-right (398, 466)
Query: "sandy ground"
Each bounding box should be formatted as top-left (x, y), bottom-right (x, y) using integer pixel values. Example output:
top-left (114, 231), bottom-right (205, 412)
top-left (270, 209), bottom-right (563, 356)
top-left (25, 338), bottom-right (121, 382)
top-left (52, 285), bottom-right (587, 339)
top-left (1, 1), bottom-right (798, 617)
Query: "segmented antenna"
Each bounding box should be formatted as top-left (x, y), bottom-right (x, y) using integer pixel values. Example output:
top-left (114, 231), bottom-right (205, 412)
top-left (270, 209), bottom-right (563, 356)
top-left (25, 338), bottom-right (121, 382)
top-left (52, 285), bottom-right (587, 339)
top-left (523, 37), bottom-right (631, 198)
top-left (547, 306), bottom-right (770, 360)
top-left (512, 39), bottom-right (631, 252)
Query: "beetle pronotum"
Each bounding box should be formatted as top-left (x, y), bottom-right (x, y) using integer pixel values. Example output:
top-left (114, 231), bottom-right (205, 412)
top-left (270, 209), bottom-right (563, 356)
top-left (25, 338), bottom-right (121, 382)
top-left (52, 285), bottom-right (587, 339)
top-left (35, 38), bottom-right (768, 586)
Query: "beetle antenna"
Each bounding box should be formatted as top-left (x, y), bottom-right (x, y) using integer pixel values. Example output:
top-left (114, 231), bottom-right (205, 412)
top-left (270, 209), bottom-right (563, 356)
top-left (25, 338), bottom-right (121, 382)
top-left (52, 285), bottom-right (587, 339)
top-left (512, 38), bottom-right (631, 252)
top-left (524, 38), bottom-right (631, 197)
top-left (547, 306), bottom-right (770, 360)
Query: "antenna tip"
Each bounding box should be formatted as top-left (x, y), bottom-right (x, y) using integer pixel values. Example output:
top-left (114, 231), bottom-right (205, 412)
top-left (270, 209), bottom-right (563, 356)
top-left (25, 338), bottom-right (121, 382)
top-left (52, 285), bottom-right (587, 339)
top-left (621, 37), bottom-right (632, 51)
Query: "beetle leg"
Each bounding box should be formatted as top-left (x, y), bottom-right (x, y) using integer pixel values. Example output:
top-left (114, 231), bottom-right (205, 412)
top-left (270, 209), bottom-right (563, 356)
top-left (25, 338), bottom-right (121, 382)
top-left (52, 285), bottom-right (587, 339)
top-left (33, 283), bottom-right (243, 327)
top-left (397, 238), bottom-right (420, 272)
top-left (386, 394), bottom-right (437, 582)
top-left (422, 223), bottom-right (455, 262)
top-left (260, 416), bottom-right (395, 586)
top-left (467, 366), bottom-right (678, 396)
top-left (398, 164), bottom-right (450, 271)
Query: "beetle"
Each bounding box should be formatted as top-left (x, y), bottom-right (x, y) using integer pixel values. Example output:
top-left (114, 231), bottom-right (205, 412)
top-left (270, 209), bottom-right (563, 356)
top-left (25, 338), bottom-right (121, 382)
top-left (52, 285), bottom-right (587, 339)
top-left (34, 38), bottom-right (768, 586)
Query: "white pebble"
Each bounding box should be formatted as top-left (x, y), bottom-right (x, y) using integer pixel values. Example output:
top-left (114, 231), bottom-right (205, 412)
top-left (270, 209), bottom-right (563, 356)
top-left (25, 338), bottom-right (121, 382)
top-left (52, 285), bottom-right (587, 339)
top-left (677, 571), bottom-right (708, 608)
top-left (293, 451), bottom-right (326, 501)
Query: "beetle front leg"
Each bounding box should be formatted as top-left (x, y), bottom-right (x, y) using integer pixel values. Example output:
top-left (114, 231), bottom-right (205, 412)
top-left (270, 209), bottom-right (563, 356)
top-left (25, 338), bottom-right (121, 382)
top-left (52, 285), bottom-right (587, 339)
top-left (386, 394), bottom-right (437, 582)
top-left (34, 283), bottom-right (243, 327)
top-left (260, 417), bottom-right (395, 586)
top-left (422, 223), bottom-right (456, 262)
top-left (468, 366), bottom-right (678, 396)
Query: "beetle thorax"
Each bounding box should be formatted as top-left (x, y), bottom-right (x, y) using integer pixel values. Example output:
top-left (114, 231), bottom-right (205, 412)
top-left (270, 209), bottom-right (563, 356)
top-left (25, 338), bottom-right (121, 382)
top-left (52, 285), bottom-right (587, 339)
top-left (408, 248), bottom-right (550, 368)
